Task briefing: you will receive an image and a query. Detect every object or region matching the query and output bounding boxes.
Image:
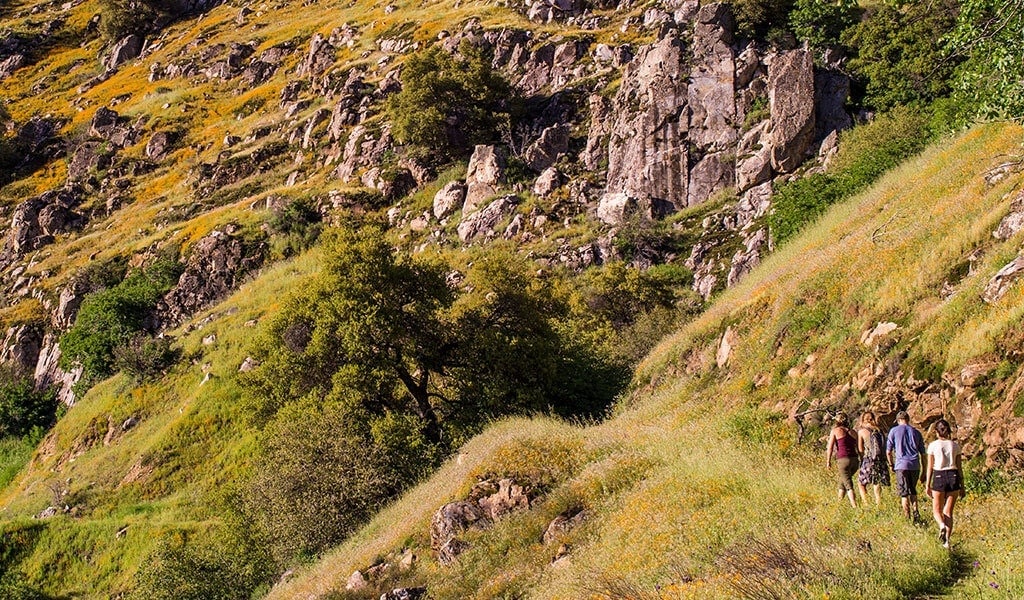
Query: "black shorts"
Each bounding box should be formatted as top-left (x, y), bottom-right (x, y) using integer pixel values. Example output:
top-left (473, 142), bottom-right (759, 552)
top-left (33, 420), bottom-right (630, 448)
top-left (895, 469), bottom-right (920, 498)
top-left (931, 470), bottom-right (962, 493)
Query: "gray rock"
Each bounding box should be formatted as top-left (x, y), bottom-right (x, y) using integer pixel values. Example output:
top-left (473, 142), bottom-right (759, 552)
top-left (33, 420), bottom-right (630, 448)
top-left (814, 69), bottom-right (852, 142)
top-left (601, 34), bottom-right (688, 216)
top-left (768, 50), bottom-right (816, 172)
top-left (430, 500), bottom-right (486, 565)
top-left (3, 188), bottom-right (84, 259)
top-left (983, 254), bottom-right (1024, 303)
top-left (0, 324), bottom-right (43, 373)
top-left (727, 227), bottom-right (767, 287)
top-left (533, 167), bottom-right (563, 198)
top-left (463, 145), bottom-right (506, 214)
top-left (156, 229), bottom-right (266, 328)
top-left (688, 3), bottom-right (737, 155)
top-left (103, 34), bottom-right (143, 71)
top-left (146, 131), bottom-right (176, 160)
top-left (433, 181), bottom-right (466, 219)
top-left (0, 53), bottom-right (26, 79)
top-left (33, 333), bottom-right (82, 406)
top-left (68, 141), bottom-right (113, 182)
top-left (689, 152), bottom-right (735, 207)
top-left (994, 192), bottom-right (1024, 240)
top-left (458, 195), bottom-right (518, 242)
top-left (523, 124), bottom-right (570, 172)
top-left (297, 33), bottom-right (335, 78)
top-left (583, 94), bottom-right (613, 171)
top-left (380, 588), bottom-right (427, 600)
top-left (542, 509), bottom-right (589, 544)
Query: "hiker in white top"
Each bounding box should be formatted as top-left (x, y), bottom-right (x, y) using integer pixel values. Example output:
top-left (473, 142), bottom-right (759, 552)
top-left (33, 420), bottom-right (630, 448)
top-left (925, 418), bottom-right (964, 549)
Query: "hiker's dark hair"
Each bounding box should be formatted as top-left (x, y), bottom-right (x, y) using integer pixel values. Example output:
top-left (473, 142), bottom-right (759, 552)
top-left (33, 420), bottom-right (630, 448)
top-left (935, 419), bottom-right (952, 439)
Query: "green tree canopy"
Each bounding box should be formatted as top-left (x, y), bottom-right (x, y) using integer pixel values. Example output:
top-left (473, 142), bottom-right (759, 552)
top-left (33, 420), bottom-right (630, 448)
top-left (386, 44), bottom-right (519, 161)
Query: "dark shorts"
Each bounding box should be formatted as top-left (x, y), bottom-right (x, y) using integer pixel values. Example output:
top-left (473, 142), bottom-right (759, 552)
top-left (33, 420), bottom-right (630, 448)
top-left (836, 457), bottom-right (857, 492)
top-left (895, 469), bottom-right (920, 498)
top-left (931, 470), bottom-right (962, 493)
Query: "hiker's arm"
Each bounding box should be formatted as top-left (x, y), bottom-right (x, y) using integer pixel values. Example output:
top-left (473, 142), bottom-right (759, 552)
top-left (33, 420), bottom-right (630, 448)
top-left (925, 453), bottom-right (934, 498)
top-left (955, 449), bottom-right (965, 497)
top-left (825, 431), bottom-right (835, 468)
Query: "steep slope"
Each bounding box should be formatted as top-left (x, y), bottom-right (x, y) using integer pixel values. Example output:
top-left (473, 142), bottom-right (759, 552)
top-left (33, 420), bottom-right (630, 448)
top-left (270, 124), bottom-right (1024, 599)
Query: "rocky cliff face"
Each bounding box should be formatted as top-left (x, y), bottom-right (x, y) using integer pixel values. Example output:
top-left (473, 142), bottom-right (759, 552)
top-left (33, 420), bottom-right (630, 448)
top-left (0, 1), bottom-right (850, 403)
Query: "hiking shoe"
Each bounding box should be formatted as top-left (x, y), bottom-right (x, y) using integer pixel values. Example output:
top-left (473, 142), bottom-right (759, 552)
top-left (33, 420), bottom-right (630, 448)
top-left (938, 527), bottom-right (947, 545)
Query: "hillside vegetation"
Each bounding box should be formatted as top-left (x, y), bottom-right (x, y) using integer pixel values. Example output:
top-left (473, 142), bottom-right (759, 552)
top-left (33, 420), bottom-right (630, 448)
top-left (2, 0), bottom-right (1024, 595)
top-left (269, 124), bottom-right (1024, 599)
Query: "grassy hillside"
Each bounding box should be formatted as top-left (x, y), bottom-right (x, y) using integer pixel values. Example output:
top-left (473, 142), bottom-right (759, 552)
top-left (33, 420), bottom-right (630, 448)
top-left (268, 123), bottom-right (1024, 599)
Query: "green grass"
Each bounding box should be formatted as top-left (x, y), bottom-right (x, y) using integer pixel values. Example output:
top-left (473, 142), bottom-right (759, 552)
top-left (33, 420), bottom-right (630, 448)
top-left (267, 123), bottom-right (1024, 599)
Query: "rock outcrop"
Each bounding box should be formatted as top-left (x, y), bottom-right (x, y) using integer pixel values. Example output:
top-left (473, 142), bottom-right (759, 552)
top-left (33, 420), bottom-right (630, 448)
top-left (430, 478), bottom-right (532, 565)
top-left (156, 228), bottom-right (267, 327)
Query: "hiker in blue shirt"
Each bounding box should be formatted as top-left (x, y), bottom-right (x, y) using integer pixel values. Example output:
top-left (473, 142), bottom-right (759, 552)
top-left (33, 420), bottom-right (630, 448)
top-left (887, 410), bottom-right (926, 521)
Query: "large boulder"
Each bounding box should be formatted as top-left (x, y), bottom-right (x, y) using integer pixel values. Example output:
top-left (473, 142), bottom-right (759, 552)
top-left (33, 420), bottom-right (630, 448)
top-left (433, 180), bottom-right (466, 219)
top-left (2, 188), bottom-right (84, 260)
top-left (768, 50), bottom-right (816, 172)
top-left (103, 35), bottom-right (143, 71)
top-left (458, 195), bottom-right (518, 242)
top-left (523, 124), bottom-right (570, 172)
top-left (0, 324), bottom-right (44, 373)
top-left (982, 254), bottom-right (1024, 304)
top-left (463, 145), bottom-right (506, 214)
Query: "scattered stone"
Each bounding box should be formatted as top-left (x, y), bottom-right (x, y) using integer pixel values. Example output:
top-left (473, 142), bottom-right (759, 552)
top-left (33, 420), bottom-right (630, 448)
top-left (463, 145), bottom-right (505, 214)
top-left (345, 570), bottom-right (367, 591)
top-left (103, 34), bottom-right (143, 71)
top-left (861, 322), bottom-right (898, 347)
top-left (380, 588), bottom-right (427, 600)
top-left (716, 326), bottom-right (738, 368)
top-left (433, 180), bottom-right (466, 219)
top-left (983, 254), bottom-right (1024, 303)
top-left (994, 191), bottom-right (1024, 240)
top-left (238, 356), bottom-right (259, 373)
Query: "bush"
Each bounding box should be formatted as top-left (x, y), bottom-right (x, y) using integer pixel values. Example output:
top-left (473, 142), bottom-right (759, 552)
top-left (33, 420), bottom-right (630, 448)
top-left (948, 0), bottom-right (1024, 120)
top-left (730, 0), bottom-right (796, 44)
top-left (769, 105), bottom-right (934, 245)
top-left (0, 367), bottom-right (57, 439)
top-left (789, 0), bottom-right (857, 49)
top-left (843, 0), bottom-right (960, 112)
top-left (386, 44), bottom-right (520, 161)
top-left (267, 197), bottom-right (323, 260)
top-left (98, 0), bottom-right (161, 40)
top-left (112, 333), bottom-right (179, 381)
top-left (60, 257), bottom-right (183, 383)
top-left (245, 400), bottom-right (399, 562)
top-left (131, 529), bottom-right (274, 600)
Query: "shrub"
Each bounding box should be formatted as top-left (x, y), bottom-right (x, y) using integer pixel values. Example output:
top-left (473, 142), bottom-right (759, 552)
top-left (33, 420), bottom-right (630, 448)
top-left (98, 0), bottom-right (161, 40)
top-left (131, 529), bottom-right (274, 600)
top-left (789, 0), bottom-right (858, 49)
top-left (843, 0), bottom-right (960, 112)
top-left (267, 197), bottom-right (323, 259)
top-left (60, 256), bottom-right (183, 383)
top-left (386, 44), bottom-right (520, 161)
top-left (730, 0), bottom-right (796, 44)
top-left (0, 367), bottom-right (57, 439)
top-left (112, 333), bottom-right (179, 381)
top-left (948, 0), bottom-right (1024, 120)
top-left (769, 105), bottom-right (934, 245)
top-left (245, 400), bottom-right (398, 562)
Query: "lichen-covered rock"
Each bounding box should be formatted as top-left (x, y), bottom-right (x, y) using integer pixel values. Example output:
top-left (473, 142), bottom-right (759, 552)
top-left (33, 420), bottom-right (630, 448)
top-left (296, 33), bottom-right (335, 78)
top-left (103, 35), bottom-right (143, 71)
top-left (523, 124), bottom-right (570, 172)
top-left (600, 34), bottom-right (688, 220)
top-left (994, 191), bottom-right (1024, 240)
top-left (768, 50), bottom-right (815, 172)
top-left (458, 195), bottom-right (518, 242)
top-left (982, 254), bottom-right (1024, 303)
top-left (0, 324), bottom-right (43, 373)
top-left (433, 180), bottom-right (466, 219)
top-left (156, 228), bottom-right (266, 327)
top-left (463, 145), bottom-right (506, 214)
top-left (533, 167), bottom-right (563, 198)
top-left (380, 588), bottom-right (427, 600)
top-left (2, 188), bottom-right (85, 260)
top-left (430, 500), bottom-right (486, 565)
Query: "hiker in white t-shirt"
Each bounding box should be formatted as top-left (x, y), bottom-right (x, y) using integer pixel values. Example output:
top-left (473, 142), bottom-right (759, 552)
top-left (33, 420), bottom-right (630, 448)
top-left (925, 418), bottom-right (964, 549)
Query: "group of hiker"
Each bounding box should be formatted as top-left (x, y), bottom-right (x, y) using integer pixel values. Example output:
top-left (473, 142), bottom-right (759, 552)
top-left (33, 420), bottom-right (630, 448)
top-left (825, 410), bottom-right (964, 549)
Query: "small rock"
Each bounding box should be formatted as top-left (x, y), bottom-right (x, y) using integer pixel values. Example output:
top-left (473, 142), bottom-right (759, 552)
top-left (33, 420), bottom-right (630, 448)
top-left (346, 570), bottom-right (367, 591)
top-left (238, 356), bottom-right (259, 373)
top-left (202, 334), bottom-right (217, 346)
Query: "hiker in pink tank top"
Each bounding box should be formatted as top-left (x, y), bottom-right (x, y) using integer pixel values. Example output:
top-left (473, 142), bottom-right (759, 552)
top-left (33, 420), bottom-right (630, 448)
top-left (826, 412), bottom-right (860, 507)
